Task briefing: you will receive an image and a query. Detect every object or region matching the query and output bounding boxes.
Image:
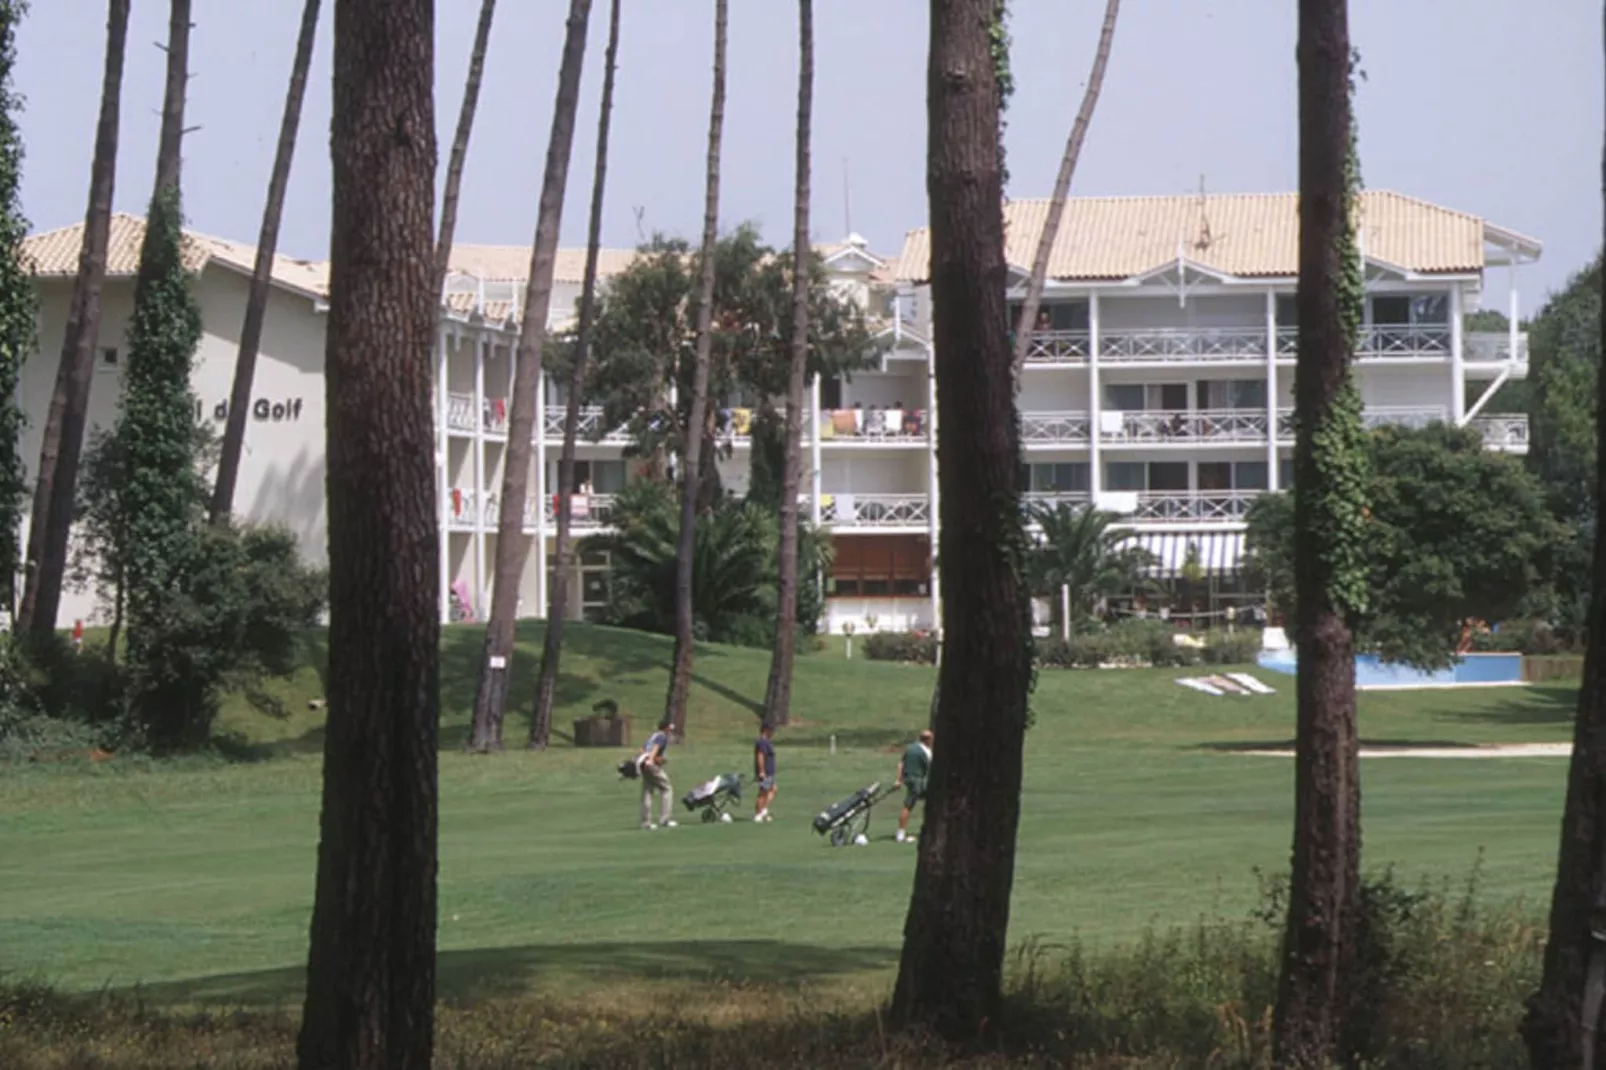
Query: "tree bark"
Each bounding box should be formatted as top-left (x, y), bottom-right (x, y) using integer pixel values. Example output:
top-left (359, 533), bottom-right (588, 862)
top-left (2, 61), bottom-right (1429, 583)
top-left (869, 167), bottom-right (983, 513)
top-left (888, 0), bottom-right (1033, 1038)
top-left (1273, 1), bottom-right (1363, 1065)
top-left (759, 0), bottom-right (813, 730)
top-left (295, 0), bottom-right (440, 1066)
top-left (17, 0), bottom-right (130, 643)
top-left (465, 0), bottom-right (592, 753)
top-left (432, 0), bottom-right (497, 292)
top-left (1007, 0), bottom-right (1118, 383)
top-left (663, 0), bottom-right (727, 738)
top-left (209, 0), bottom-right (322, 524)
top-left (1523, 7), bottom-right (1606, 1065)
top-left (151, 0), bottom-right (191, 199)
top-left (530, 0), bottom-right (622, 750)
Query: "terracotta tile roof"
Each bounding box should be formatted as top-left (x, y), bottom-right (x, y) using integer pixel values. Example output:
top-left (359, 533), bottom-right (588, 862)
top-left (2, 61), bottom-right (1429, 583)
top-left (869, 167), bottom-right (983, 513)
top-left (444, 244), bottom-right (640, 285)
top-left (890, 190), bottom-right (1539, 283)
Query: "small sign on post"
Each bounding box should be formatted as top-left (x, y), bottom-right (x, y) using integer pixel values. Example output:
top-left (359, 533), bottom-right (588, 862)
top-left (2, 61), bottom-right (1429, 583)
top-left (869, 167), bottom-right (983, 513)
top-left (488, 655), bottom-right (507, 670)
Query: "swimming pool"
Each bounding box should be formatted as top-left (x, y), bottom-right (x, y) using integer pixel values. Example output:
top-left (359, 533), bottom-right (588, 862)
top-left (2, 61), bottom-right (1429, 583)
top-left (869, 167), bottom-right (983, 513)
top-left (1255, 649), bottom-right (1524, 689)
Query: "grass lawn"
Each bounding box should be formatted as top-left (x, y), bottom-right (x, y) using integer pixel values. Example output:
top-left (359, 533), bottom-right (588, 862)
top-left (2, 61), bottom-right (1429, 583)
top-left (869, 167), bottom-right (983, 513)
top-left (0, 622), bottom-right (1578, 1011)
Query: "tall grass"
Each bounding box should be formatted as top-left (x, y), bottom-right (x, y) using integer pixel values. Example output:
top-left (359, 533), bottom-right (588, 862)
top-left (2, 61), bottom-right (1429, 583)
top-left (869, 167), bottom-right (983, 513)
top-left (0, 864), bottom-right (1543, 1069)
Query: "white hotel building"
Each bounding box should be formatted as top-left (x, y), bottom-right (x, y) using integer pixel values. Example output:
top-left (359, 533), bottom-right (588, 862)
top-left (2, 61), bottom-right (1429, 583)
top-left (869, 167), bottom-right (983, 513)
top-left (20, 190), bottom-right (1538, 634)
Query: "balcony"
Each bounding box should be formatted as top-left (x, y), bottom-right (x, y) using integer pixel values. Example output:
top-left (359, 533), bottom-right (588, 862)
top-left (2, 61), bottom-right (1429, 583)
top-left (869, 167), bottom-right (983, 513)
top-left (816, 407), bottom-right (929, 444)
top-left (1022, 411), bottom-right (1091, 445)
top-left (1021, 329), bottom-right (1091, 365)
top-left (1468, 414), bottom-right (1530, 452)
top-left (1357, 325), bottom-right (1450, 361)
top-left (540, 493), bottom-right (618, 532)
top-left (1100, 408), bottom-right (1273, 445)
top-left (543, 405), bottom-right (633, 445)
top-left (1101, 327), bottom-right (1269, 364)
top-left (446, 392), bottom-right (476, 432)
top-left (820, 493), bottom-right (929, 529)
top-left (1127, 491), bottom-right (1259, 525)
top-left (445, 488), bottom-right (495, 530)
top-left (1465, 331), bottom-right (1530, 364)
top-left (1023, 491), bottom-right (1092, 515)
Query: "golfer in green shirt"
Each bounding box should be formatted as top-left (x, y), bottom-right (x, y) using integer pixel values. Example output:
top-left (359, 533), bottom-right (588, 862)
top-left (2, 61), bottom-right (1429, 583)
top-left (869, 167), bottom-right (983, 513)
top-left (894, 729), bottom-right (933, 844)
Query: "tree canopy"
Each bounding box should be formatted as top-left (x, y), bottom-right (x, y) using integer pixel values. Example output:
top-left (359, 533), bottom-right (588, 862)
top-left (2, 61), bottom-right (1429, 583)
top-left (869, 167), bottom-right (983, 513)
top-left (1245, 422), bottom-right (1566, 668)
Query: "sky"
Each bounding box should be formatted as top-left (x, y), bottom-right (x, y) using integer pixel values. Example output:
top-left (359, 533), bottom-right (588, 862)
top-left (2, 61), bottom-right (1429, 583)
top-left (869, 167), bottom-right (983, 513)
top-left (16, 1), bottom-right (1603, 307)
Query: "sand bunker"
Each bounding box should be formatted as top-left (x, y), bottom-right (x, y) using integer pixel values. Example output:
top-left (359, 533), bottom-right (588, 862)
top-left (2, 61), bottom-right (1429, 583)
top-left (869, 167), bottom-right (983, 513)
top-left (1237, 742), bottom-right (1571, 760)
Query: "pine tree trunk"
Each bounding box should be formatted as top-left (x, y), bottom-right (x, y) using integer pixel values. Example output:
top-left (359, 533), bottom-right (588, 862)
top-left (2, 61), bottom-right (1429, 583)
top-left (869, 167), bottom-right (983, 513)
top-left (664, 0), bottom-right (727, 739)
top-left (466, 0), bottom-right (592, 753)
top-left (1008, 0), bottom-right (1119, 382)
top-left (1273, 1), bottom-right (1364, 1064)
top-left (432, 0), bottom-right (497, 291)
top-left (759, 0), bottom-right (812, 730)
top-left (888, 0), bottom-right (1033, 1037)
top-left (17, 0), bottom-right (130, 643)
top-left (151, 0), bottom-right (191, 198)
top-left (530, 0), bottom-right (622, 750)
top-left (210, 0), bottom-right (321, 524)
top-left (296, 0), bottom-right (440, 1065)
top-left (1522, 8), bottom-right (1606, 1064)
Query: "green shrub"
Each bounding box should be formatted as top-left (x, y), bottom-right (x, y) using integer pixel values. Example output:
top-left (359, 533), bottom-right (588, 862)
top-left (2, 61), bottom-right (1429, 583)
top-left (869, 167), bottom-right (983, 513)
top-left (863, 631), bottom-right (937, 664)
top-left (1109, 617), bottom-right (1194, 668)
top-left (1199, 628), bottom-right (1262, 666)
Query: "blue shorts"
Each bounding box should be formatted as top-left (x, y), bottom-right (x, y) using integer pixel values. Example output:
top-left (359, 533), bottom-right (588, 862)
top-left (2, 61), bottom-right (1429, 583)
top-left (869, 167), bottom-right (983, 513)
top-left (758, 775), bottom-right (776, 792)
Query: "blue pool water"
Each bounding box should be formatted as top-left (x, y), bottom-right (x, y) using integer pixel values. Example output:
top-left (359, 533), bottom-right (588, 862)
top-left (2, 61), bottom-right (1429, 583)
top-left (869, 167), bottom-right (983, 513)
top-left (1255, 649), bottom-right (1523, 689)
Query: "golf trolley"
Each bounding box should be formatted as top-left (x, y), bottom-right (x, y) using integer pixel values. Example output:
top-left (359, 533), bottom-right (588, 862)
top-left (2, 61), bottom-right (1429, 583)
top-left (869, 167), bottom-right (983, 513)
top-left (813, 780), bottom-right (897, 846)
top-left (682, 773), bottom-right (744, 823)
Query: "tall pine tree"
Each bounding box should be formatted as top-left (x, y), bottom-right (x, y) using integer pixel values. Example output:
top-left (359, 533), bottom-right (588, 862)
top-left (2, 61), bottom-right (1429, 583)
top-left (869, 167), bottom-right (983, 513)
top-left (0, 0), bottom-right (35, 619)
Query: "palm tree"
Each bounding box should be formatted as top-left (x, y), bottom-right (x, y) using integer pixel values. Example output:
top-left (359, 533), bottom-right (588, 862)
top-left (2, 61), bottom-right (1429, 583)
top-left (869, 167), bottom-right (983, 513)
top-left (1273, 0), bottom-right (1369, 1064)
top-left (888, 0), bottom-right (1033, 1039)
top-left (1027, 503), bottom-right (1153, 635)
top-left (17, 0), bottom-right (130, 642)
top-left (296, 0), bottom-right (440, 1065)
top-left (466, 0), bottom-right (593, 752)
top-left (433, 0), bottom-right (498, 290)
top-left (759, 0), bottom-right (814, 728)
top-left (1522, 5), bottom-right (1606, 1064)
top-left (531, 0), bottom-right (623, 750)
top-left (210, 0), bottom-right (322, 523)
top-left (664, 0), bottom-right (728, 738)
top-left (1009, 0), bottom-right (1121, 382)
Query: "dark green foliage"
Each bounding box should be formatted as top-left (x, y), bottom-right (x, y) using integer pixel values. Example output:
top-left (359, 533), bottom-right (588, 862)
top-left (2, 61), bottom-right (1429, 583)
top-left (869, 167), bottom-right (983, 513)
top-left (1246, 423), bottom-right (1566, 669)
top-left (583, 479), bottom-right (829, 647)
top-left (1025, 504), bottom-right (1155, 634)
top-left (867, 620), bottom-right (1258, 671)
top-left (0, 0), bottom-right (34, 615)
top-left (863, 630), bottom-right (939, 664)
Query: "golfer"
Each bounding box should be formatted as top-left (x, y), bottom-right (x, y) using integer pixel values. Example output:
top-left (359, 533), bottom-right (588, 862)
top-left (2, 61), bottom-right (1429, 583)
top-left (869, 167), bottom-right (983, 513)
top-left (638, 719), bottom-right (676, 829)
top-left (753, 722), bottom-right (777, 822)
top-left (894, 729), bottom-right (933, 844)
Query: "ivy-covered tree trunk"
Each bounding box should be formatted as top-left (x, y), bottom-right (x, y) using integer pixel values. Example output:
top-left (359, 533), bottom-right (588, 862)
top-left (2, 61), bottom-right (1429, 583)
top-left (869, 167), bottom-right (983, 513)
top-left (209, 0), bottom-right (320, 524)
top-left (467, 0), bottom-right (592, 752)
top-left (759, 0), bottom-right (813, 729)
top-left (18, 0), bottom-right (129, 643)
top-left (1273, 1), bottom-right (1370, 1065)
top-left (433, 0), bottom-right (497, 291)
top-left (664, 0), bottom-right (727, 738)
top-left (0, 0), bottom-right (35, 620)
top-left (120, 0), bottom-right (206, 750)
top-left (888, 0), bottom-right (1033, 1038)
top-left (531, 0), bottom-right (622, 749)
top-left (1008, 0), bottom-right (1119, 382)
top-left (296, 0), bottom-right (441, 1065)
top-left (1523, 8), bottom-right (1606, 1065)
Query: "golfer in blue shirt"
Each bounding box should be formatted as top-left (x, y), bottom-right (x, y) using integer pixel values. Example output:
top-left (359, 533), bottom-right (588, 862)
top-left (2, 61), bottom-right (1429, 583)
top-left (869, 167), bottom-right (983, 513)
top-left (753, 722), bottom-right (777, 822)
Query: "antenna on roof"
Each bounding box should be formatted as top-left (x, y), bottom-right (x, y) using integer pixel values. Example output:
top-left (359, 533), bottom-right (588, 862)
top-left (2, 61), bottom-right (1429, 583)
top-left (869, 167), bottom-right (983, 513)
top-left (1193, 173), bottom-right (1214, 252)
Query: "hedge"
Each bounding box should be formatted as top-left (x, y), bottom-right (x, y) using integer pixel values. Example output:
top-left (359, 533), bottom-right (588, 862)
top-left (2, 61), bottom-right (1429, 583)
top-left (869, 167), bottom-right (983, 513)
top-left (863, 622), bottom-right (1264, 670)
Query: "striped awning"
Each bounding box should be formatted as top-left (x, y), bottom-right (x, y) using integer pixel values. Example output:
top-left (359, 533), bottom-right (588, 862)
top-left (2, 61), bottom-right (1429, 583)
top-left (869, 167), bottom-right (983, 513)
top-left (1119, 531), bottom-right (1246, 577)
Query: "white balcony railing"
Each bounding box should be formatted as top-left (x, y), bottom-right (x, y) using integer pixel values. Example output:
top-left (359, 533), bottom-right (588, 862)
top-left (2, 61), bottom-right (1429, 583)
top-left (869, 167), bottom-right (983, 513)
top-left (1021, 329), bottom-right (1091, 364)
top-left (1362, 405), bottom-right (1448, 431)
top-left (817, 407), bottom-right (929, 442)
top-left (543, 405), bottom-right (633, 444)
top-left (1357, 324), bottom-right (1451, 359)
top-left (1022, 411), bottom-right (1091, 444)
top-left (1022, 491), bottom-right (1092, 515)
top-left (1465, 331), bottom-right (1530, 363)
top-left (446, 392), bottom-right (476, 432)
top-left (1130, 491), bottom-right (1259, 524)
top-left (1100, 408), bottom-right (1271, 444)
top-left (542, 493), bottom-right (618, 530)
top-left (820, 493), bottom-right (929, 528)
top-left (1099, 327), bottom-right (1269, 364)
top-left (1469, 414), bottom-right (1530, 449)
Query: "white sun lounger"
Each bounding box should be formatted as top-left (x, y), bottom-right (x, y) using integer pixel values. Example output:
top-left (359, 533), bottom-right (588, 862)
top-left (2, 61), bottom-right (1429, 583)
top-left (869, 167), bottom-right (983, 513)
top-left (1226, 672), bottom-right (1276, 695)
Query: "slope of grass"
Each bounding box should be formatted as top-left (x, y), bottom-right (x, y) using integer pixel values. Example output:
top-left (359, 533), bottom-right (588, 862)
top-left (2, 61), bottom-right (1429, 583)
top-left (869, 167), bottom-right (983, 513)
top-left (0, 622), bottom-right (1577, 1014)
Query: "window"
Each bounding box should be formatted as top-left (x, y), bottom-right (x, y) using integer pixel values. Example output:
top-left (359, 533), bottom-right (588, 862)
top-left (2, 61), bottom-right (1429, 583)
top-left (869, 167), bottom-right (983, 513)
top-left (1370, 293), bottom-right (1449, 326)
top-left (1148, 462), bottom-right (1189, 492)
top-left (1197, 462), bottom-right (1232, 491)
top-left (551, 459), bottom-right (626, 493)
top-left (1201, 461), bottom-right (1268, 491)
top-left (1197, 379), bottom-right (1267, 410)
top-left (1104, 382), bottom-right (1187, 411)
top-left (1275, 295), bottom-right (1298, 327)
top-left (820, 375), bottom-right (843, 411)
top-left (1234, 461), bottom-right (1269, 490)
top-left (1412, 295), bottom-right (1449, 325)
top-left (1020, 461), bottom-right (1089, 493)
top-left (830, 535), bottom-right (930, 599)
top-left (1279, 458), bottom-right (1294, 488)
top-left (1106, 461), bottom-right (1187, 492)
top-left (1371, 295), bottom-right (1411, 325)
top-left (97, 347), bottom-right (118, 373)
top-left (1046, 300), bottom-right (1089, 331)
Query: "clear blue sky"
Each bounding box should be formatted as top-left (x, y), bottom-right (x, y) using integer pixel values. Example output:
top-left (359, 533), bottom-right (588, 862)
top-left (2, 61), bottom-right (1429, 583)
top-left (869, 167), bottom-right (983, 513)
top-left (17, 1), bottom-right (1601, 306)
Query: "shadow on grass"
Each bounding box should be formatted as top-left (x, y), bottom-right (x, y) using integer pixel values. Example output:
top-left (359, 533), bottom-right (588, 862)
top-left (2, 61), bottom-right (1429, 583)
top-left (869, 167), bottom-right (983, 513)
top-left (1197, 738), bottom-right (1484, 754)
top-left (1446, 685), bottom-right (1577, 727)
top-left (129, 938), bottom-right (898, 1008)
top-left (690, 671), bottom-right (764, 719)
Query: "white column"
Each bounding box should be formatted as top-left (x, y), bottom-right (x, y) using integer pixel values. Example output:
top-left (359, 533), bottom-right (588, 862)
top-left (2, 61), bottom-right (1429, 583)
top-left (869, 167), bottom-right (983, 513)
top-left (535, 371), bottom-right (549, 618)
top-left (437, 327), bottom-right (451, 623)
top-left (1088, 292), bottom-right (1102, 500)
top-left (809, 374), bottom-right (823, 527)
top-left (1508, 265), bottom-right (1521, 363)
top-left (1449, 285), bottom-right (1466, 424)
top-left (925, 342), bottom-right (940, 629)
top-left (472, 332), bottom-right (487, 617)
top-left (1265, 290), bottom-right (1280, 490)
